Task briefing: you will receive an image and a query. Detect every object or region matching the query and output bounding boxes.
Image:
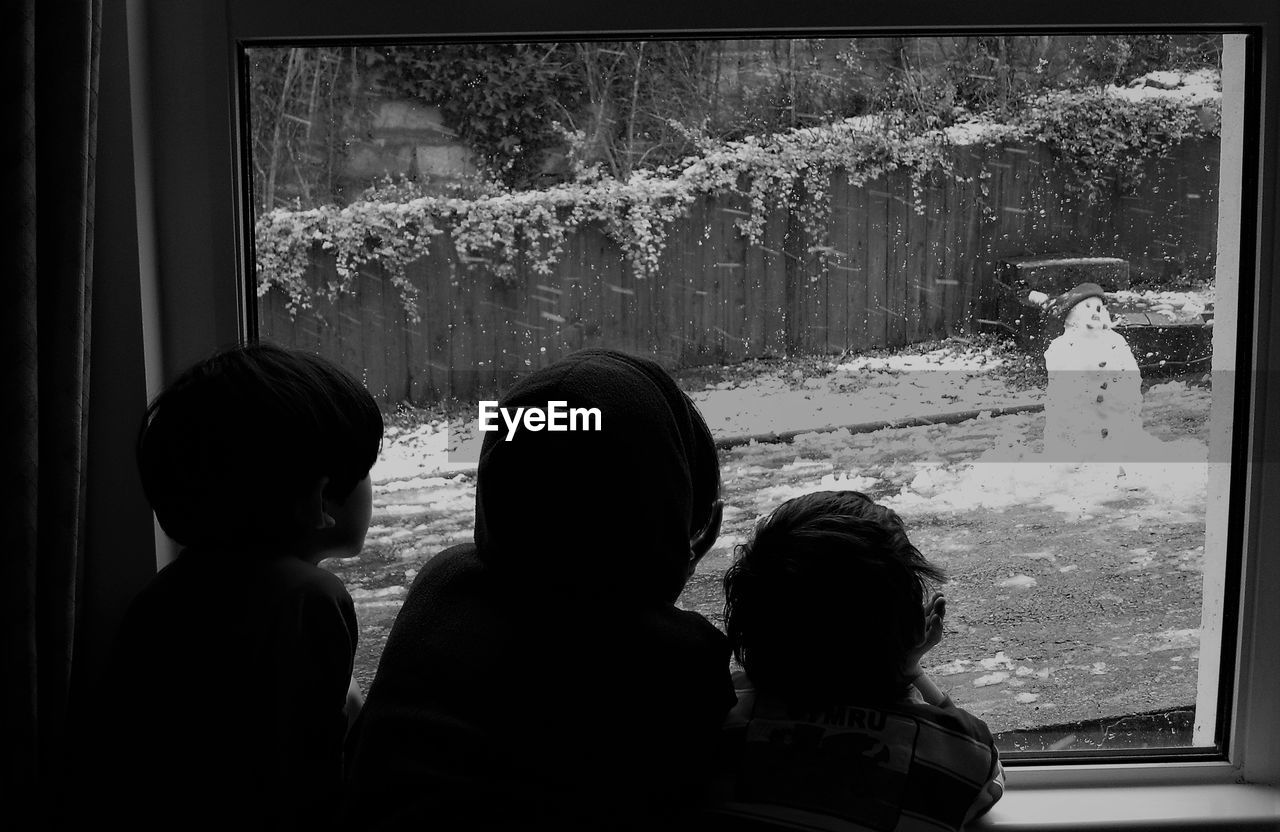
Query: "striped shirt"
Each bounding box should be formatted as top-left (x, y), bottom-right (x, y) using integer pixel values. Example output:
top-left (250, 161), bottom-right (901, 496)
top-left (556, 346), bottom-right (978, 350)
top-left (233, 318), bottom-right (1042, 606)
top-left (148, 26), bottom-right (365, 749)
top-left (708, 680), bottom-right (1005, 831)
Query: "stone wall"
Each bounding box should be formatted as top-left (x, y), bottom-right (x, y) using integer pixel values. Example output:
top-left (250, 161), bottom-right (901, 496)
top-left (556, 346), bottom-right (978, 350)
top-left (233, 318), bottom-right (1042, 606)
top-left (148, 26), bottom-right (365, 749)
top-left (339, 100), bottom-right (478, 194)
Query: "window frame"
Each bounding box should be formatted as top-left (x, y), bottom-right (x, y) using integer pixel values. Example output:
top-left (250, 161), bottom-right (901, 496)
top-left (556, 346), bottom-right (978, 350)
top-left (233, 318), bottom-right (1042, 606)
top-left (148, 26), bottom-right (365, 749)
top-left (125, 0), bottom-right (1280, 824)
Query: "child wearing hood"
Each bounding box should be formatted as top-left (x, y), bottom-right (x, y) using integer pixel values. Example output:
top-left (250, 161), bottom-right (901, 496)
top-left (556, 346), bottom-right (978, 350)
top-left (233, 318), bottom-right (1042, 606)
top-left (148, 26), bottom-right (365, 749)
top-left (342, 348), bottom-right (732, 831)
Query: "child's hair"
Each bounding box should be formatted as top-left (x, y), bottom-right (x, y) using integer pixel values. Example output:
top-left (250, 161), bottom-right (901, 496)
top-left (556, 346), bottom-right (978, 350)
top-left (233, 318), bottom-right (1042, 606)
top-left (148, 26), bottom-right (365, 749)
top-left (136, 342), bottom-right (383, 551)
top-left (723, 490), bottom-right (945, 706)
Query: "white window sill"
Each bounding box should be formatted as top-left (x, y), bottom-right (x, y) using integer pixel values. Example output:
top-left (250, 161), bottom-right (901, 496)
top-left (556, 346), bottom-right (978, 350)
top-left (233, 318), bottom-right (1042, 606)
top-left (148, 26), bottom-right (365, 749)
top-left (974, 783), bottom-right (1280, 830)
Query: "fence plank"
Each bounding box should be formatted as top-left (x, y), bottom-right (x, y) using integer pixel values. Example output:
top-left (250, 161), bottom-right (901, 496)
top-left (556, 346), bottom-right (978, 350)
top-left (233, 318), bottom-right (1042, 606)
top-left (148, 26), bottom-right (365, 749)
top-left (663, 209), bottom-right (687, 363)
top-left (866, 180), bottom-right (890, 349)
top-left (826, 174), bottom-right (850, 353)
top-left (803, 210), bottom-right (828, 356)
top-left (580, 226), bottom-right (604, 354)
top-left (845, 178), bottom-right (870, 353)
top-left (890, 175), bottom-right (909, 346)
top-left (448, 260), bottom-right (475, 401)
top-left (707, 194), bottom-right (727, 362)
top-left (362, 267), bottom-right (392, 402)
top-left (740, 196), bottom-right (767, 357)
top-left (634, 242), bottom-right (655, 359)
top-left (762, 202), bottom-right (788, 357)
top-left (648, 224), bottom-right (672, 365)
top-left (489, 262), bottom-right (519, 395)
top-left (960, 150), bottom-right (982, 334)
top-left (907, 179), bottom-right (929, 341)
top-left (729, 198), bottom-right (752, 362)
top-left (426, 245), bottom-right (454, 401)
top-left (561, 232), bottom-right (585, 358)
top-left (974, 147), bottom-right (1001, 323)
top-left (939, 172), bottom-right (958, 337)
top-left (922, 180), bottom-right (942, 339)
top-left (685, 200), bottom-right (705, 361)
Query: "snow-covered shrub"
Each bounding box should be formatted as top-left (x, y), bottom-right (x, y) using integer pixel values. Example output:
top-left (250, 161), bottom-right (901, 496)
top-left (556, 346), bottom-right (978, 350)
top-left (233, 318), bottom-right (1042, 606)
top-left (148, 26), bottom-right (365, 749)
top-left (255, 80), bottom-right (1220, 320)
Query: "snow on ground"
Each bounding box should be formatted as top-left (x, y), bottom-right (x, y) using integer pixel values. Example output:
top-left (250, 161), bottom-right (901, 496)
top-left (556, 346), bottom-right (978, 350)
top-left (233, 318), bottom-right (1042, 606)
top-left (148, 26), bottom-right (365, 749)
top-left (371, 421), bottom-right (478, 487)
top-left (883, 419), bottom-right (1207, 524)
top-left (364, 338), bottom-right (1057, 564)
top-left (705, 378), bottom-right (1210, 529)
top-left (368, 333), bottom-right (1213, 535)
top-left (371, 339), bottom-right (1043, 487)
top-left (691, 349), bottom-right (1040, 441)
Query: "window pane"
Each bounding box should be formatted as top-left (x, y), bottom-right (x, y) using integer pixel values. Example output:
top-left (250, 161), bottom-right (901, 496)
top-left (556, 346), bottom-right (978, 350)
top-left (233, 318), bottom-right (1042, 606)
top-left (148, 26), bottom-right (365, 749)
top-left (245, 34), bottom-right (1238, 757)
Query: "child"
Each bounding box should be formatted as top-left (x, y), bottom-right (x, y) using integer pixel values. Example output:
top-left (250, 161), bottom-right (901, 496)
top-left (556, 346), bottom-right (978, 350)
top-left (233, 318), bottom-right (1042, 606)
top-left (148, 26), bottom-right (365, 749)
top-left (710, 490), bottom-right (1004, 832)
top-left (86, 342), bottom-right (382, 831)
top-left (342, 348), bottom-right (734, 831)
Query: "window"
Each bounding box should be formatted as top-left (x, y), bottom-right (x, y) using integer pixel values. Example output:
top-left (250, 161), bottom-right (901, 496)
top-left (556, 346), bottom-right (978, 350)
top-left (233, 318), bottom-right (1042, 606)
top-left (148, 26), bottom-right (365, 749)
top-left (243, 33), bottom-right (1239, 763)
top-left (130, 0), bottom-right (1280, 826)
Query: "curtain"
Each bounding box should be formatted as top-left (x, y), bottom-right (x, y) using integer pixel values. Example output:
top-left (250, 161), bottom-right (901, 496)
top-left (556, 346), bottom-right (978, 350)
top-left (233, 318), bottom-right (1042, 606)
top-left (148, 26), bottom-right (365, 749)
top-left (1, 0), bottom-right (101, 809)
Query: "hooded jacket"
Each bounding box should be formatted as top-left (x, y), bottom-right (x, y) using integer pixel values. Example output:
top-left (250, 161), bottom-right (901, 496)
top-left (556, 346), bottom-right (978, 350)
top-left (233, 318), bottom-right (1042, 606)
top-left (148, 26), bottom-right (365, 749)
top-left (342, 350), bottom-right (735, 831)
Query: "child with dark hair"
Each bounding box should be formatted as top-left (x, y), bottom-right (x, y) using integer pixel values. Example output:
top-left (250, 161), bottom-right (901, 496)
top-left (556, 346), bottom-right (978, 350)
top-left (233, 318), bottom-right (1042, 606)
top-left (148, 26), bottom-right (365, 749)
top-left (86, 342), bottom-right (383, 831)
top-left (710, 490), bottom-right (1004, 832)
top-left (342, 348), bottom-right (733, 831)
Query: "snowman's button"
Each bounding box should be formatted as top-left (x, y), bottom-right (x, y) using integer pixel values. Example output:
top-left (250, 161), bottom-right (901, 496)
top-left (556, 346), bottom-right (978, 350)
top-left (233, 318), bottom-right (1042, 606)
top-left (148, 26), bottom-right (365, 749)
top-left (1097, 394), bottom-right (1104, 403)
top-left (1101, 382), bottom-right (1108, 389)
top-left (1101, 428), bottom-right (1109, 438)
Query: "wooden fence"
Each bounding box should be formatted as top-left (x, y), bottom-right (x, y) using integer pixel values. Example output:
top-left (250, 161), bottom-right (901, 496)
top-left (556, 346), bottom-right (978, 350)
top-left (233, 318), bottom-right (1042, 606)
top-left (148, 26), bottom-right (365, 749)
top-left (260, 138), bottom-right (1219, 406)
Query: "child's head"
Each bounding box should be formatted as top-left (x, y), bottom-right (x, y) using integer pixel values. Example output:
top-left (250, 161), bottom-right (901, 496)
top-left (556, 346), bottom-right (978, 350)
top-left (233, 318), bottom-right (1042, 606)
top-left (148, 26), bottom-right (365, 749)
top-left (137, 342), bottom-right (383, 558)
top-left (723, 490), bottom-right (945, 706)
top-left (474, 348), bottom-right (720, 606)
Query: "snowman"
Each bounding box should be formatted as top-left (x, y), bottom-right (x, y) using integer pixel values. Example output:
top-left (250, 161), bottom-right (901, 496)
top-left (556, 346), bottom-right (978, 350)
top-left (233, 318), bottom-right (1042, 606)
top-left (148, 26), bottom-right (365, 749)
top-left (1029, 283), bottom-right (1149, 461)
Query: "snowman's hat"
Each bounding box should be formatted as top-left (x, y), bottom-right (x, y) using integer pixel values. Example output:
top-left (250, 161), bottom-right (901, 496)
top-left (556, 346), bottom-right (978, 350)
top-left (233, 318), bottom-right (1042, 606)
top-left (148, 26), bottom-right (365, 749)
top-left (1048, 282), bottom-right (1106, 319)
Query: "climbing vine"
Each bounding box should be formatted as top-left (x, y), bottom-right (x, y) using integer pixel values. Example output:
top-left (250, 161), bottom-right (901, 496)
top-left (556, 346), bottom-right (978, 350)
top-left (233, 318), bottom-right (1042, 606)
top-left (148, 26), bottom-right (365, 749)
top-left (255, 88), bottom-right (1220, 320)
top-left (371, 44), bottom-right (582, 189)
top-left (1018, 89), bottom-right (1219, 203)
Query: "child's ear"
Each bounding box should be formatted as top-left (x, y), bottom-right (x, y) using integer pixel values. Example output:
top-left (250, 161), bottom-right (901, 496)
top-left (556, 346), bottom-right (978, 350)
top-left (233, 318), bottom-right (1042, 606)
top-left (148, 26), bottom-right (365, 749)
top-left (297, 476), bottom-right (336, 531)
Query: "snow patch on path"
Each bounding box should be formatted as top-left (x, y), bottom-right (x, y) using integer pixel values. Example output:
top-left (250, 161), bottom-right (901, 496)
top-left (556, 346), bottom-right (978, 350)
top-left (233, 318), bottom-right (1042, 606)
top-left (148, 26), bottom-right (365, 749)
top-left (369, 339), bottom-right (1211, 525)
top-left (373, 340), bottom-right (1043, 487)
